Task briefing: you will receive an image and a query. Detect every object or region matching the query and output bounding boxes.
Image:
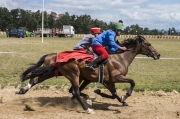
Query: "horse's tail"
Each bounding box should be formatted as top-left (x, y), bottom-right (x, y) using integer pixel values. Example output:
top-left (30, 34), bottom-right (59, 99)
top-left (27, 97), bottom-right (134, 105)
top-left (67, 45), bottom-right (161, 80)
top-left (25, 64), bottom-right (55, 80)
top-left (21, 54), bottom-right (48, 82)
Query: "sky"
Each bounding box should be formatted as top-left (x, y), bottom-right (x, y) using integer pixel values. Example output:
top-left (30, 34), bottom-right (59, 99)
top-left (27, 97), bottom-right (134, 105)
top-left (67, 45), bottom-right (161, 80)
top-left (0, 0), bottom-right (180, 30)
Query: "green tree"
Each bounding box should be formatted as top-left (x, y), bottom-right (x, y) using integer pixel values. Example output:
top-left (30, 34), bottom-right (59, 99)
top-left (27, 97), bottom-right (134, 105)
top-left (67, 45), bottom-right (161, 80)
top-left (143, 27), bottom-right (150, 35)
top-left (0, 7), bottom-right (12, 31)
top-left (2, 7), bottom-right (179, 35)
top-left (128, 24), bottom-right (142, 35)
top-left (48, 14), bottom-right (56, 28)
top-left (160, 29), bottom-right (165, 35)
top-left (168, 27), bottom-right (177, 35)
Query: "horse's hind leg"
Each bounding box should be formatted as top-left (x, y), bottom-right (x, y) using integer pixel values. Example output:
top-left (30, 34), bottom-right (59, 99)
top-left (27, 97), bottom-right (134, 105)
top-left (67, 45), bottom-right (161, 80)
top-left (16, 78), bottom-right (36, 94)
top-left (16, 70), bottom-right (55, 94)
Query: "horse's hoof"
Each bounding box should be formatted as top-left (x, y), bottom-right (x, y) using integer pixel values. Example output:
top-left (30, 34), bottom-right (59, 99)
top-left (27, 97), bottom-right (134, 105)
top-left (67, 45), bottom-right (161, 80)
top-left (86, 108), bottom-right (95, 114)
top-left (94, 89), bottom-right (101, 94)
top-left (15, 90), bottom-right (24, 94)
top-left (121, 95), bottom-right (127, 102)
top-left (15, 91), bottom-right (21, 94)
top-left (122, 102), bottom-right (128, 106)
top-left (86, 99), bottom-right (92, 106)
top-left (15, 88), bottom-right (27, 94)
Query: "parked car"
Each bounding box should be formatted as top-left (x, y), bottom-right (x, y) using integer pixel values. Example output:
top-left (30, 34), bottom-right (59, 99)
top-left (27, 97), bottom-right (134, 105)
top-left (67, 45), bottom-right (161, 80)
top-left (9, 29), bottom-right (25, 38)
top-left (25, 30), bottom-right (34, 37)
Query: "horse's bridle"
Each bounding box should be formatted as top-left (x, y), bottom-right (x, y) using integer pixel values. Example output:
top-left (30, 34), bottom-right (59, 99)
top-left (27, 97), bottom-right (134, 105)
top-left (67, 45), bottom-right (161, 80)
top-left (138, 36), bottom-right (156, 57)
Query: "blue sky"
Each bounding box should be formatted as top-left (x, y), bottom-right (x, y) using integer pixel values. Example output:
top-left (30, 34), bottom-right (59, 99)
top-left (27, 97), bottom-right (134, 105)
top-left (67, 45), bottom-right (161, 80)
top-left (0, 0), bottom-right (180, 30)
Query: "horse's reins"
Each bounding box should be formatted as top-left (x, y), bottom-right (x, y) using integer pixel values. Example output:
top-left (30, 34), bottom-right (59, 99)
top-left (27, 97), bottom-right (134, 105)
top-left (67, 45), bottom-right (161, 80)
top-left (108, 49), bottom-right (131, 54)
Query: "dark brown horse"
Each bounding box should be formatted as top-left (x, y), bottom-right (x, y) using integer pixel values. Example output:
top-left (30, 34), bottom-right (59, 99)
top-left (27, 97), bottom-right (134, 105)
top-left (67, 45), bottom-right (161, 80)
top-left (25, 35), bottom-right (160, 114)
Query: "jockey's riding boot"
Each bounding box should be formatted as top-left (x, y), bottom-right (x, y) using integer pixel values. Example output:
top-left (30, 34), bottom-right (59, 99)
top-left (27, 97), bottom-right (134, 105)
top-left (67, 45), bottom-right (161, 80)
top-left (86, 56), bottom-right (104, 71)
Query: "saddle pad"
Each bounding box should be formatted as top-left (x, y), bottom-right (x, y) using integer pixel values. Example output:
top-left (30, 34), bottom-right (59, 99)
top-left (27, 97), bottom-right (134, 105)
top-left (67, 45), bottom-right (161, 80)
top-left (56, 49), bottom-right (94, 63)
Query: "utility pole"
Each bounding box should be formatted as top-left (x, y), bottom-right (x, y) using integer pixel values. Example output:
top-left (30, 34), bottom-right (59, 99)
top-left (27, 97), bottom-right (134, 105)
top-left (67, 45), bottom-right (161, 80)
top-left (42, 0), bottom-right (44, 43)
top-left (0, 8), bottom-right (1, 30)
top-left (18, 8), bottom-right (21, 28)
top-left (170, 17), bottom-right (172, 35)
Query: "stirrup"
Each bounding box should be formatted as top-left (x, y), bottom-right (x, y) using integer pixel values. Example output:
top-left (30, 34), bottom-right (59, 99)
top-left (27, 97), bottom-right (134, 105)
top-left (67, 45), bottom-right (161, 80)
top-left (86, 65), bottom-right (95, 71)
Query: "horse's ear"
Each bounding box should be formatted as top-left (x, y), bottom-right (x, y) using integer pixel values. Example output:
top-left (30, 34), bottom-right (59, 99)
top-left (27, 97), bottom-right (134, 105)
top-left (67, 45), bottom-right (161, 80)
top-left (135, 37), bottom-right (141, 44)
top-left (137, 35), bottom-right (144, 42)
top-left (138, 35), bottom-right (142, 38)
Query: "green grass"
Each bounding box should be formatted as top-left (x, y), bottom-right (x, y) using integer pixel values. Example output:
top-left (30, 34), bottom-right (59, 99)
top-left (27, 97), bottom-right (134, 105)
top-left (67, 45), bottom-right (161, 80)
top-left (0, 35), bottom-right (180, 92)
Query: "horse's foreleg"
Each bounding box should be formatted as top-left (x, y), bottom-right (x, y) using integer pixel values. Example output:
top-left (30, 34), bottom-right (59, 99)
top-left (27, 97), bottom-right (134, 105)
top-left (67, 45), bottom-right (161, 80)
top-left (94, 89), bottom-right (127, 106)
top-left (121, 79), bottom-right (135, 103)
top-left (79, 80), bottom-right (92, 105)
top-left (71, 83), bottom-right (94, 114)
top-left (70, 77), bottom-right (90, 95)
top-left (103, 82), bottom-right (129, 106)
top-left (71, 80), bottom-right (92, 105)
top-left (115, 75), bottom-right (135, 104)
top-left (102, 83), bottom-right (118, 99)
top-left (112, 92), bottom-right (129, 106)
top-left (59, 62), bottom-right (94, 114)
top-left (69, 77), bottom-right (84, 93)
top-left (70, 77), bottom-right (94, 113)
top-left (79, 80), bottom-right (91, 92)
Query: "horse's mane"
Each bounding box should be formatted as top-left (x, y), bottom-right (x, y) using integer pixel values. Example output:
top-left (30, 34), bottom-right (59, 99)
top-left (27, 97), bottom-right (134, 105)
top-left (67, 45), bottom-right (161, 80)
top-left (110, 35), bottom-right (144, 53)
top-left (115, 36), bottom-right (145, 49)
top-left (121, 37), bottom-right (138, 46)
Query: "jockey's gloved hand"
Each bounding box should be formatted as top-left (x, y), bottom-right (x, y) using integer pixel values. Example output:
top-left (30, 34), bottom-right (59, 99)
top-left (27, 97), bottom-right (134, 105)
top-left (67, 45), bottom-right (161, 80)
top-left (119, 46), bottom-right (127, 51)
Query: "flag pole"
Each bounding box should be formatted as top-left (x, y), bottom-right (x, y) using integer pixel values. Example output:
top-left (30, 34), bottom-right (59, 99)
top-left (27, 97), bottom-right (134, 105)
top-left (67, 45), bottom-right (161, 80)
top-left (42, 0), bottom-right (44, 43)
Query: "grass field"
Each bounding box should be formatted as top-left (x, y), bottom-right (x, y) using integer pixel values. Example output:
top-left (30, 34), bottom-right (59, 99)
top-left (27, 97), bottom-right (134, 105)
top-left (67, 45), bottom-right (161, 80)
top-left (0, 35), bottom-right (180, 92)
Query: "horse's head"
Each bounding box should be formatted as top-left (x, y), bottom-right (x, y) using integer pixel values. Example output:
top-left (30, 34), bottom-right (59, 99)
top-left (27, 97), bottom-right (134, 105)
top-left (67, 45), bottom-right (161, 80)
top-left (136, 35), bottom-right (160, 60)
top-left (120, 35), bottom-right (160, 60)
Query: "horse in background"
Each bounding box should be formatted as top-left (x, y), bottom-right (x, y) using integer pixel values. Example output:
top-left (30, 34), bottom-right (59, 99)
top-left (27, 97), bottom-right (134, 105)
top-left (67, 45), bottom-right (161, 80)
top-left (26, 35), bottom-right (160, 114)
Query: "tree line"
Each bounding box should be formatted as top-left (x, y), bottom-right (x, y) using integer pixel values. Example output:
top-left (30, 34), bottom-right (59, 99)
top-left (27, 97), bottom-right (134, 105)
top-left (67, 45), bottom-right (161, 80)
top-left (0, 7), bottom-right (178, 35)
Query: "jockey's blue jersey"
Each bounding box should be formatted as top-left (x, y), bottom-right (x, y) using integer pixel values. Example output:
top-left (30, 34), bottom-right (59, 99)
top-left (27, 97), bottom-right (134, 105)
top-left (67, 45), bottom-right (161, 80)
top-left (73, 34), bottom-right (95, 50)
top-left (91, 29), bottom-right (120, 52)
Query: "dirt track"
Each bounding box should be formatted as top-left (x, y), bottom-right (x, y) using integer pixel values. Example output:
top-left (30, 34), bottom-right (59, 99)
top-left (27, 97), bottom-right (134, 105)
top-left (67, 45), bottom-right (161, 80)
top-left (0, 86), bottom-right (179, 119)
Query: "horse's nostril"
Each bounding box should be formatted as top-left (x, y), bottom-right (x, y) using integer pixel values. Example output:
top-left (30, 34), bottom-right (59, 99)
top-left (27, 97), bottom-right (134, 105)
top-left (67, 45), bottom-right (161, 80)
top-left (157, 54), bottom-right (161, 59)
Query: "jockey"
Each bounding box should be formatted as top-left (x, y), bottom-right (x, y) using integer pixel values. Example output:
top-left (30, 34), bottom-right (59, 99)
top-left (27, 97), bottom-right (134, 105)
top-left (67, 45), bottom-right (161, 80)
top-left (73, 26), bottom-right (101, 50)
top-left (86, 21), bottom-right (127, 71)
